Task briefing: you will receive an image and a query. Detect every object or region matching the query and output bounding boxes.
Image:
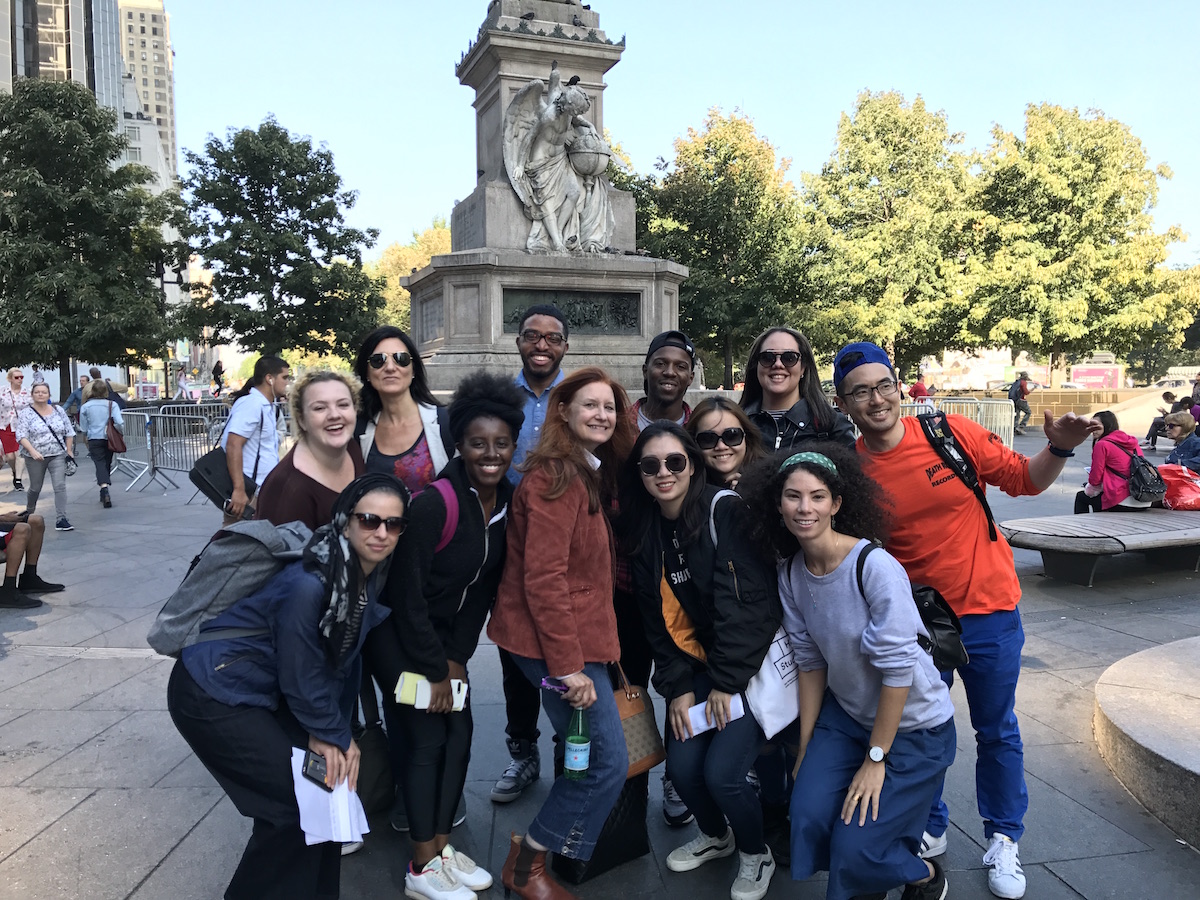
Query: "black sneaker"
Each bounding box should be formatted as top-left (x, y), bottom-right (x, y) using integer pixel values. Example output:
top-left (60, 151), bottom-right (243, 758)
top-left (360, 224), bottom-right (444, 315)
top-left (761, 800), bottom-right (791, 867)
top-left (12, 479), bottom-right (23, 491)
top-left (55, 517), bottom-right (74, 532)
top-left (662, 776), bottom-right (694, 826)
top-left (0, 588), bottom-right (42, 609)
top-left (900, 857), bottom-right (948, 900)
top-left (389, 792), bottom-right (409, 833)
top-left (17, 573), bottom-right (65, 593)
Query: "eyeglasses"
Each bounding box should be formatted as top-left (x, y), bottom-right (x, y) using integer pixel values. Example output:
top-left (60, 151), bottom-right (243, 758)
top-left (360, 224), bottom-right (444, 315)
top-left (695, 427), bottom-right (745, 450)
top-left (368, 351), bottom-right (411, 369)
top-left (844, 380), bottom-right (899, 404)
top-left (520, 329), bottom-right (566, 347)
top-left (352, 512), bottom-right (407, 535)
top-left (755, 350), bottom-right (801, 368)
top-left (638, 453), bottom-right (689, 477)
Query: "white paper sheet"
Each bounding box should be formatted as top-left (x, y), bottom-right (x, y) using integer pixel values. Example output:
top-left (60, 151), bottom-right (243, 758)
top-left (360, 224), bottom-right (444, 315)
top-left (290, 747), bottom-right (370, 845)
top-left (686, 693), bottom-right (745, 737)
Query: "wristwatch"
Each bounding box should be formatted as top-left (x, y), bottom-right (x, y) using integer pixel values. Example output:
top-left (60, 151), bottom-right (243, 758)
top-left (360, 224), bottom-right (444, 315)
top-left (868, 745), bottom-right (889, 764)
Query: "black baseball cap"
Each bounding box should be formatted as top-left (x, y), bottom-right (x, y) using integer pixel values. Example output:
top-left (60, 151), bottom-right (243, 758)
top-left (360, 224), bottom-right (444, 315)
top-left (646, 330), bottom-right (696, 367)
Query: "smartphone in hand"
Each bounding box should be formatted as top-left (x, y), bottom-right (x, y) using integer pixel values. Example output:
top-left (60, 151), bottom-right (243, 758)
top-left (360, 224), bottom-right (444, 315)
top-left (302, 749), bottom-right (333, 792)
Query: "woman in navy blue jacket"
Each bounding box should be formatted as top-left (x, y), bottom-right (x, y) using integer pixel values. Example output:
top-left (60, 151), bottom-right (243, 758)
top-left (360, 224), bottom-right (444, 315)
top-left (167, 474), bottom-right (409, 900)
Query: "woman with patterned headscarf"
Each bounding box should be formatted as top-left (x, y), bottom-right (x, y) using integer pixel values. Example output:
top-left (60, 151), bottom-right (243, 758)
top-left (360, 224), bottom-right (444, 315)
top-left (167, 474), bottom-right (409, 900)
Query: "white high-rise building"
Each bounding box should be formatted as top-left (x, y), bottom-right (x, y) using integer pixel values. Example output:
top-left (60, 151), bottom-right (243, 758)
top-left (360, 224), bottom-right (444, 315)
top-left (1, 0), bottom-right (123, 111)
top-left (116, 0), bottom-right (175, 173)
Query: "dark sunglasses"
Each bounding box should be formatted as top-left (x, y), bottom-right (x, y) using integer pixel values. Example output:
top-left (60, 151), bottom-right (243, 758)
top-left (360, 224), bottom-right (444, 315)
top-left (520, 329), bottom-right (566, 346)
top-left (695, 427), bottom-right (745, 450)
top-left (352, 512), bottom-right (407, 535)
top-left (638, 453), bottom-right (689, 477)
top-left (755, 350), bottom-right (801, 368)
top-left (368, 351), bottom-right (411, 369)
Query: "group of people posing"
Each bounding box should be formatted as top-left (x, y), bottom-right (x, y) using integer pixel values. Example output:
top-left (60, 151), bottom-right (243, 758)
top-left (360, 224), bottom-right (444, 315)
top-left (166, 310), bottom-right (1104, 900)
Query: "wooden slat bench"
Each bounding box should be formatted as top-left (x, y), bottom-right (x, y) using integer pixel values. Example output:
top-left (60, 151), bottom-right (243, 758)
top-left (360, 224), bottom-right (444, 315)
top-left (1000, 510), bottom-right (1200, 587)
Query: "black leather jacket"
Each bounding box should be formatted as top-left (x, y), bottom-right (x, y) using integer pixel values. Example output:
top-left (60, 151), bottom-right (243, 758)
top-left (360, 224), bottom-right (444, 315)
top-left (744, 398), bottom-right (856, 452)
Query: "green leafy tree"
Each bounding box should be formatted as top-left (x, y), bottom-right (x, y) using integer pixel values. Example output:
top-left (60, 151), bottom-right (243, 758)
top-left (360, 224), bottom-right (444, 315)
top-left (366, 218), bottom-right (451, 332)
top-left (179, 117), bottom-right (384, 359)
top-left (0, 79), bottom-right (180, 398)
top-left (803, 91), bottom-right (977, 375)
top-left (966, 104), bottom-right (1192, 378)
top-left (647, 109), bottom-right (807, 387)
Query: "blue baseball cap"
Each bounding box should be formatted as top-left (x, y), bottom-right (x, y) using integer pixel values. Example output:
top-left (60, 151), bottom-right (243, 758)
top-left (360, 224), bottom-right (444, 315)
top-left (833, 342), bottom-right (894, 390)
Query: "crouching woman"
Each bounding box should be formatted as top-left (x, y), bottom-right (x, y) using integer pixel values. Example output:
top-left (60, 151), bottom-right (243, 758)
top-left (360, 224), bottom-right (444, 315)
top-left (741, 446), bottom-right (956, 900)
top-left (167, 474), bottom-right (409, 900)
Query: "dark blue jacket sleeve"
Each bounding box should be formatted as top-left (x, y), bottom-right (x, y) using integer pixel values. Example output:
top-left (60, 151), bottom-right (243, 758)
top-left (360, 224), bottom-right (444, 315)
top-left (272, 574), bottom-right (354, 750)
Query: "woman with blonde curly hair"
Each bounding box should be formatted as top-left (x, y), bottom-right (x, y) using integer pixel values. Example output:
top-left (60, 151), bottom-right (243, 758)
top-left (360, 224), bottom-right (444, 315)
top-left (255, 370), bottom-right (365, 530)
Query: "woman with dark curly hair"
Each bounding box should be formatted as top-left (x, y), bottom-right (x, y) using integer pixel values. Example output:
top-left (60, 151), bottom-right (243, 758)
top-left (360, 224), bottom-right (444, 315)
top-left (738, 327), bottom-right (854, 453)
top-left (354, 326), bottom-right (451, 495)
top-left (686, 397), bottom-right (766, 489)
top-left (739, 444), bottom-right (956, 900)
top-left (366, 372), bottom-right (525, 900)
top-left (619, 422), bottom-right (782, 900)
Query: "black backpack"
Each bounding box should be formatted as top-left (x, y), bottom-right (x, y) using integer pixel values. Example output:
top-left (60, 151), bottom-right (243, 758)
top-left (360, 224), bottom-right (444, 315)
top-left (1007, 380), bottom-right (1023, 401)
top-left (1110, 444), bottom-right (1167, 503)
top-left (855, 543), bottom-right (968, 672)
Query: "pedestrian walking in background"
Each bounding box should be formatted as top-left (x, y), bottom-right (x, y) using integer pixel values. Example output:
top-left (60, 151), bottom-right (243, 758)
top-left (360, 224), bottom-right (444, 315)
top-left (1009, 373), bottom-right (1033, 435)
top-left (1, 368), bottom-right (30, 491)
top-left (77, 380), bottom-right (123, 509)
top-left (16, 382), bottom-right (75, 531)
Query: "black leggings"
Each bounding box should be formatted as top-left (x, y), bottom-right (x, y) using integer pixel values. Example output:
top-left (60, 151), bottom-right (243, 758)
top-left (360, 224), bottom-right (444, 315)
top-left (394, 696), bottom-right (473, 843)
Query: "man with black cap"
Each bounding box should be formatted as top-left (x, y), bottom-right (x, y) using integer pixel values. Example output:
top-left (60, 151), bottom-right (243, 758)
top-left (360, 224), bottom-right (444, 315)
top-left (830, 341), bottom-right (1099, 900)
top-left (632, 330), bottom-right (696, 430)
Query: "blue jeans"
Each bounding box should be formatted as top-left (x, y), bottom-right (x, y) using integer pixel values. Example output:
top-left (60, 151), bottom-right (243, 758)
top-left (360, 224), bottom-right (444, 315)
top-left (667, 671), bottom-right (766, 853)
top-left (926, 607), bottom-right (1027, 841)
top-left (510, 654), bottom-right (628, 860)
top-left (791, 693), bottom-right (956, 900)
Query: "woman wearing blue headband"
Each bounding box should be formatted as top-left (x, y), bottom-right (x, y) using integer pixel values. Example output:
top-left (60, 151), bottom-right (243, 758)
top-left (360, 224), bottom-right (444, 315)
top-left (740, 444), bottom-right (956, 900)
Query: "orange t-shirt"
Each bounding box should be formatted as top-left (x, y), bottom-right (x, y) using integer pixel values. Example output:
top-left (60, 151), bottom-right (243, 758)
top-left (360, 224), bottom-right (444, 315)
top-left (858, 415), bottom-right (1038, 616)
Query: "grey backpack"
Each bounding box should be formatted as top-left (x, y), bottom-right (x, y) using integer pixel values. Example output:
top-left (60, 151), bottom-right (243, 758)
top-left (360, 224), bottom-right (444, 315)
top-left (147, 519), bottom-right (313, 658)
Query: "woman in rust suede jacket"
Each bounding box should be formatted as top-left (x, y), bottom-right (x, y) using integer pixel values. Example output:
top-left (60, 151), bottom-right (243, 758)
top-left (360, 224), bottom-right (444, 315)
top-left (488, 366), bottom-right (638, 900)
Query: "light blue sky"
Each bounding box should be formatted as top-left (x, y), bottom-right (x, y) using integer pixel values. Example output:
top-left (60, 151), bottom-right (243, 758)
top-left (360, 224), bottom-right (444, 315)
top-left (167, 0), bottom-right (1200, 266)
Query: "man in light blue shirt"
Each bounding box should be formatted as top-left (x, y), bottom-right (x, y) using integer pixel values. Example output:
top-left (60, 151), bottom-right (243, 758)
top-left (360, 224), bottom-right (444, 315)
top-left (220, 355), bottom-right (290, 523)
top-left (492, 303), bottom-right (570, 807)
top-left (507, 304), bottom-right (570, 486)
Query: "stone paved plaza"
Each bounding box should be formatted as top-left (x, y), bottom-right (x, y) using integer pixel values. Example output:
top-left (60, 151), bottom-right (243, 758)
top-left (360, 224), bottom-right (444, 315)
top-left (1, 433), bottom-right (1198, 899)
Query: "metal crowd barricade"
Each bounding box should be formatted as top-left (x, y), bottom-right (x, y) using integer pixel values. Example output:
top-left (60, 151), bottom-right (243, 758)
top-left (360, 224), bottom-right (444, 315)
top-left (147, 413), bottom-right (211, 492)
top-left (936, 397), bottom-right (981, 419)
top-left (114, 410), bottom-right (153, 490)
top-left (159, 402), bottom-right (231, 447)
top-left (976, 398), bottom-right (1016, 448)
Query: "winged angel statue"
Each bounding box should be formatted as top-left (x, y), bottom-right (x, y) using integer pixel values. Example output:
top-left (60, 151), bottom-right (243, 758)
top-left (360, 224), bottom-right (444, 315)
top-left (503, 63), bottom-right (615, 253)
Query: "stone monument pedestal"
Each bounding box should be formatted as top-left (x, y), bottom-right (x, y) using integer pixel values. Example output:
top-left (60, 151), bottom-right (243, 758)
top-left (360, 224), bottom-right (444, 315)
top-left (410, 1), bottom-right (687, 391)
top-left (405, 250), bottom-right (687, 390)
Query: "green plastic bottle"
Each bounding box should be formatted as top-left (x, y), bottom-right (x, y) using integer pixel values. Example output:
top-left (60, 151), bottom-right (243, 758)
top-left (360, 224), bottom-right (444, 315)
top-left (564, 707), bottom-right (590, 781)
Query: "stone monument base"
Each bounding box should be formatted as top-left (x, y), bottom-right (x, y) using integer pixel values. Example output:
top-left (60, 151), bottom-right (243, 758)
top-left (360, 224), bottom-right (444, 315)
top-left (404, 249), bottom-right (689, 392)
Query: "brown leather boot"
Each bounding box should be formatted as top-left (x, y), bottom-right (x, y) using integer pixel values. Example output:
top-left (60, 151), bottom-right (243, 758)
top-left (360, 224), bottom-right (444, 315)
top-left (501, 833), bottom-right (579, 900)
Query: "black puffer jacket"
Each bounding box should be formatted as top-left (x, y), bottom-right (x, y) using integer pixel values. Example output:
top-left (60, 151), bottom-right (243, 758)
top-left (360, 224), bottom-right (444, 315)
top-left (744, 398), bottom-right (856, 452)
top-left (364, 456), bottom-right (513, 687)
top-left (630, 485), bottom-right (781, 701)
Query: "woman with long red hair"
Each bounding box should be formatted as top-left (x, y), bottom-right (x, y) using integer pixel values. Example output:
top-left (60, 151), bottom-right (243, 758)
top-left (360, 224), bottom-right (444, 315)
top-left (488, 367), bottom-right (637, 900)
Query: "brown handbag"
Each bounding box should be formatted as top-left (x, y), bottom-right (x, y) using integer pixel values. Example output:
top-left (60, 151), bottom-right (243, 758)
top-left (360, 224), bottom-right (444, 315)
top-left (613, 663), bottom-right (666, 779)
top-left (106, 401), bottom-right (126, 453)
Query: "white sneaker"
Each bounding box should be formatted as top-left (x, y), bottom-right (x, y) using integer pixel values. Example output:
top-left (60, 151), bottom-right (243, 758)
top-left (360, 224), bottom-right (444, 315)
top-left (919, 830), bottom-right (947, 859)
top-left (404, 855), bottom-right (474, 900)
top-left (440, 843), bottom-right (493, 891)
top-left (340, 840), bottom-right (364, 856)
top-left (666, 827), bottom-right (736, 872)
top-left (730, 847), bottom-right (775, 900)
top-left (982, 833), bottom-right (1026, 899)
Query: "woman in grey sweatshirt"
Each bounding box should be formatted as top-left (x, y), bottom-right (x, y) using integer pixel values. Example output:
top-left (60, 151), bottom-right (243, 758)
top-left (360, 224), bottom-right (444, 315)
top-left (741, 443), bottom-right (955, 900)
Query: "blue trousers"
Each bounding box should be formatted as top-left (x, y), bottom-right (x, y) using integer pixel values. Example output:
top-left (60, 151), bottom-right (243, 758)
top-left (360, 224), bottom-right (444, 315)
top-left (926, 607), bottom-right (1028, 842)
top-left (666, 672), bottom-right (766, 853)
top-left (791, 693), bottom-right (956, 900)
top-left (510, 655), bottom-right (628, 860)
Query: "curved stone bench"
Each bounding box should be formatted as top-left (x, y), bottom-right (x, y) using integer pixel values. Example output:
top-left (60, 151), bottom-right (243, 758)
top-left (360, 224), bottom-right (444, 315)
top-left (1094, 637), bottom-right (1200, 848)
top-left (1001, 509), bottom-right (1200, 586)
